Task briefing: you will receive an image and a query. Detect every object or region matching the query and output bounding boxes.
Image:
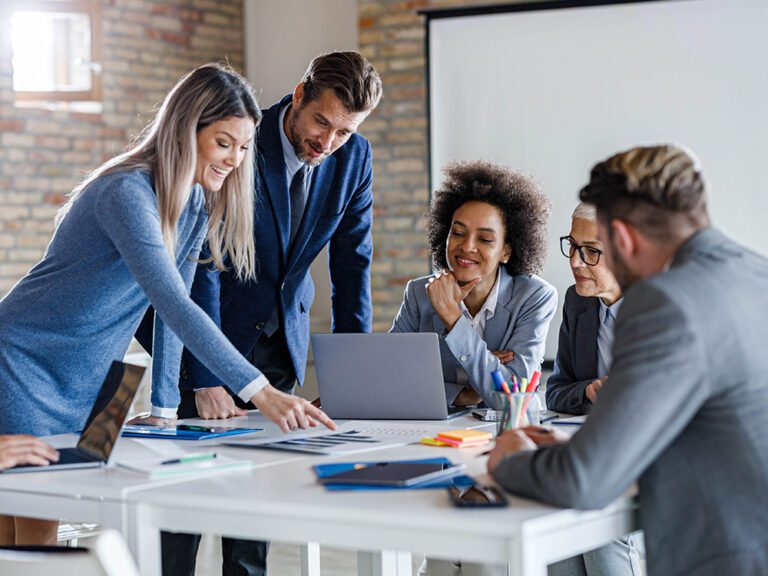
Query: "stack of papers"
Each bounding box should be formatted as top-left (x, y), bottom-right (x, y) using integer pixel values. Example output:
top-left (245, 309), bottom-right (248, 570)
top-left (421, 428), bottom-right (492, 448)
top-left (226, 421), bottom-right (436, 455)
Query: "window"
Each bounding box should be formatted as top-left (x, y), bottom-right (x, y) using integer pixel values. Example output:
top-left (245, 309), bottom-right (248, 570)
top-left (10, 0), bottom-right (102, 107)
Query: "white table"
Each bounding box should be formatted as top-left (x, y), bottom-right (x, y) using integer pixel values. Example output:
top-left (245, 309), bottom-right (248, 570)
top-left (127, 418), bottom-right (637, 576)
top-left (0, 413), bottom-right (303, 553)
top-left (0, 413), bottom-right (637, 576)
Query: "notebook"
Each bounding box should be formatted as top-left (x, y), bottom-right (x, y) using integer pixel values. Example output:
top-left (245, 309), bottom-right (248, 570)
top-left (117, 453), bottom-right (251, 479)
top-left (121, 426), bottom-right (262, 440)
top-left (311, 333), bottom-right (472, 420)
top-left (314, 457), bottom-right (475, 491)
top-left (318, 461), bottom-right (466, 487)
top-left (2, 361), bottom-right (145, 474)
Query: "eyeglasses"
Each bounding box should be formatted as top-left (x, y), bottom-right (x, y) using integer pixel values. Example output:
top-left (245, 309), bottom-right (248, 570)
top-left (560, 236), bottom-right (603, 266)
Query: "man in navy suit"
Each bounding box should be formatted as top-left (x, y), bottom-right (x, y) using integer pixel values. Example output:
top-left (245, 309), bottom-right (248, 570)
top-left (160, 52), bottom-right (383, 576)
top-left (179, 51), bottom-right (382, 420)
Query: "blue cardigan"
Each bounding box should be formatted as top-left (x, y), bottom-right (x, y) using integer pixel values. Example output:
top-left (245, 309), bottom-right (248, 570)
top-left (0, 170), bottom-right (261, 435)
top-left (390, 268), bottom-right (557, 408)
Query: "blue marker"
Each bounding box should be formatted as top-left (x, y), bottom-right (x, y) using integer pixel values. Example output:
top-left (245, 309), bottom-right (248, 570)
top-left (491, 370), bottom-right (505, 392)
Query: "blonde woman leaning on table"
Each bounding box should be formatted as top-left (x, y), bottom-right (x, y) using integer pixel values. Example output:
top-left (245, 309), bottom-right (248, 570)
top-left (390, 160), bottom-right (557, 576)
top-left (0, 63), bottom-right (333, 546)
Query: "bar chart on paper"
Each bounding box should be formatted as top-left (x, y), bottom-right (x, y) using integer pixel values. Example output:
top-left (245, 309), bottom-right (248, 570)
top-left (225, 421), bottom-right (439, 455)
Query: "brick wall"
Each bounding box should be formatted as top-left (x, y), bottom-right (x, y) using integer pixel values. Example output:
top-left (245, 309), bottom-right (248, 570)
top-left (0, 0), bottom-right (243, 295)
top-left (358, 0), bottom-right (516, 331)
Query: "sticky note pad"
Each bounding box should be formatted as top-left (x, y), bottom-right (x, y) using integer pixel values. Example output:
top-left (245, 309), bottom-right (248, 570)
top-left (436, 429), bottom-right (493, 443)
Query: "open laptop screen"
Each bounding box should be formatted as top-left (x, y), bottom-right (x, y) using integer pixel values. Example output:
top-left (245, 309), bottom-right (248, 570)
top-left (77, 361), bottom-right (145, 462)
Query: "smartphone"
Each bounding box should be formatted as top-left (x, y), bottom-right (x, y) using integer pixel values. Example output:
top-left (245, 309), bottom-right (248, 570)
top-left (448, 484), bottom-right (507, 508)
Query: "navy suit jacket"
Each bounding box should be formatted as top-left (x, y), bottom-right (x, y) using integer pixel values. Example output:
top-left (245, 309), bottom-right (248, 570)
top-left (184, 95), bottom-right (373, 389)
top-left (545, 285), bottom-right (600, 415)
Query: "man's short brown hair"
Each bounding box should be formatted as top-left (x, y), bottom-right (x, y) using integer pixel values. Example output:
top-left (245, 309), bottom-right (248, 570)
top-left (579, 145), bottom-right (710, 241)
top-left (301, 51), bottom-right (382, 113)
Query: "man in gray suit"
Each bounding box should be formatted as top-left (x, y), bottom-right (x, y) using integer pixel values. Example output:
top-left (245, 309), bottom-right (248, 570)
top-left (487, 144), bottom-right (768, 576)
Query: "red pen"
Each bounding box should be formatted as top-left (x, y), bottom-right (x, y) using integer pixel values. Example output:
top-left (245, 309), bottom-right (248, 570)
top-left (529, 370), bottom-right (542, 392)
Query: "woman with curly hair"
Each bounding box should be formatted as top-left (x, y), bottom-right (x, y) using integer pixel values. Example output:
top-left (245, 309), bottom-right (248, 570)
top-left (390, 160), bottom-right (557, 411)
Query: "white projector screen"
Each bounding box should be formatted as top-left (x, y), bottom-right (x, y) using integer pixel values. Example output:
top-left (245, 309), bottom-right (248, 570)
top-left (426, 0), bottom-right (768, 360)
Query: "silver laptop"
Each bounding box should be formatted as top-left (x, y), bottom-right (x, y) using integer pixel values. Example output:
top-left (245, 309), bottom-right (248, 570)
top-left (311, 333), bottom-right (470, 420)
top-left (2, 361), bottom-right (145, 474)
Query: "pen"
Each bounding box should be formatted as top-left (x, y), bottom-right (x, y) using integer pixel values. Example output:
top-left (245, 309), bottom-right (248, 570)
top-left (529, 370), bottom-right (542, 392)
top-left (491, 370), bottom-right (505, 392)
top-left (160, 452), bottom-right (217, 466)
top-left (177, 424), bottom-right (217, 433)
top-left (539, 413), bottom-right (560, 424)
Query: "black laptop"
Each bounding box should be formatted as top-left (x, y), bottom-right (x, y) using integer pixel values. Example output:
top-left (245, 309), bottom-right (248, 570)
top-left (2, 361), bottom-right (145, 474)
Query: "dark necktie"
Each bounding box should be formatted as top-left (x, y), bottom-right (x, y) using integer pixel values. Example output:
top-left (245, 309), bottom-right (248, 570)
top-left (289, 165), bottom-right (308, 246)
top-left (261, 165), bottom-right (308, 338)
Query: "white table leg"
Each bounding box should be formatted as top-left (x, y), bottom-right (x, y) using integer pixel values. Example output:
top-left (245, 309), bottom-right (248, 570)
top-left (132, 505), bottom-right (162, 576)
top-left (301, 541), bottom-right (321, 576)
top-left (396, 551), bottom-right (413, 575)
top-left (358, 550), bottom-right (413, 576)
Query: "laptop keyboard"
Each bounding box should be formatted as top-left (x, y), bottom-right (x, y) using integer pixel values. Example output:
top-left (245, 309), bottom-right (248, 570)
top-left (352, 423), bottom-right (436, 440)
top-left (55, 448), bottom-right (94, 464)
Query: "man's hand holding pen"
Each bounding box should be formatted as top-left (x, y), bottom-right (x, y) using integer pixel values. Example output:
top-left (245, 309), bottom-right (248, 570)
top-left (486, 426), bottom-right (569, 473)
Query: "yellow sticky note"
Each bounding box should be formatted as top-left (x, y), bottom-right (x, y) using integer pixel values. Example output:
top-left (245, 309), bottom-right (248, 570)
top-left (420, 436), bottom-right (452, 447)
top-left (436, 429), bottom-right (493, 442)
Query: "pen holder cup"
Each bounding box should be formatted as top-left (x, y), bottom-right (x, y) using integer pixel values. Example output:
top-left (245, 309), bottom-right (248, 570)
top-left (494, 392), bottom-right (543, 435)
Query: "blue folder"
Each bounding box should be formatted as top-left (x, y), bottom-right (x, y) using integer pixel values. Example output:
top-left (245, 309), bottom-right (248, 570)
top-left (122, 426), bottom-right (263, 441)
top-left (313, 457), bottom-right (475, 491)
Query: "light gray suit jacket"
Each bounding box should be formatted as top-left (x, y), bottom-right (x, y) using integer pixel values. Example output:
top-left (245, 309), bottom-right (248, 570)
top-left (492, 228), bottom-right (768, 575)
top-left (390, 268), bottom-right (557, 408)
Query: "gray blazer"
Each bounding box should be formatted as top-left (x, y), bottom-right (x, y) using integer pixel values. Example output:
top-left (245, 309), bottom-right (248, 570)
top-left (546, 285), bottom-right (600, 415)
top-left (390, 268), bottom-right (557, 408)
top-left (492, 229), bottom-right (768, 576)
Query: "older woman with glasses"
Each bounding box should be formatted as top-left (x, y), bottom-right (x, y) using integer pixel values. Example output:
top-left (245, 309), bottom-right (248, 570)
top-left (544, 204), bottom-right (643, 576)
top-left (546, 202), bottom-right (624, 415)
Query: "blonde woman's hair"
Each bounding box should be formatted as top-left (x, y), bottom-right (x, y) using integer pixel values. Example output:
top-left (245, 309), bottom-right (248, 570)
top-left (57, 63), bottom-right (261, 281)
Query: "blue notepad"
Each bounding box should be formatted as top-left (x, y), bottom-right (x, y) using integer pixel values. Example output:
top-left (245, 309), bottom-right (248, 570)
top-left (122, 426), bottom-right (263, 441)
top-left (314, 457), bottom-right (475, 491)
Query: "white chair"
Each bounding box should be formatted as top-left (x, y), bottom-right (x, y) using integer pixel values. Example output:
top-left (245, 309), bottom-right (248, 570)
top-left (0, 529), bottom-right (140, 576)
top-left (58, 522), bottom-right (102, 547)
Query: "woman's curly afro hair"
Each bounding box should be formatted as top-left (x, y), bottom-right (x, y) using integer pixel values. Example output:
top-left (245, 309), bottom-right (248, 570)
top-left (426, 160), bottom-right (551, 276)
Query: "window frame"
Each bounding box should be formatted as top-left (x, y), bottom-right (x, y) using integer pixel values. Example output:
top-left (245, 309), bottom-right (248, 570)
top-left (10, 0), bottom-right (102, 103)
